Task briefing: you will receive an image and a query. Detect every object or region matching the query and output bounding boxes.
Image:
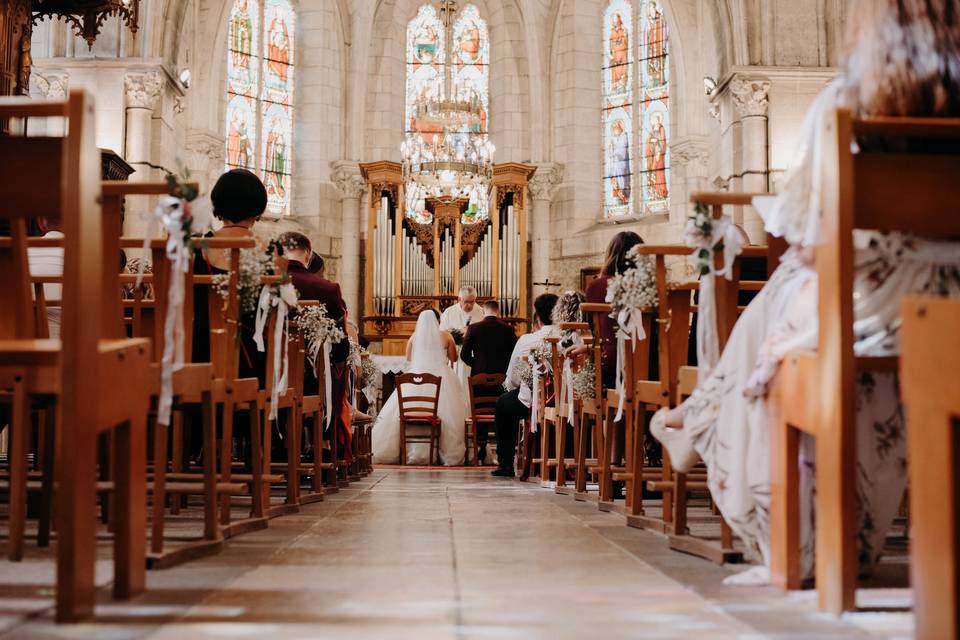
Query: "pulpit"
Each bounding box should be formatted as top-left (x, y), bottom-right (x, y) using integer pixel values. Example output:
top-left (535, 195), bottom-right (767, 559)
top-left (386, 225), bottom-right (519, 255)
top-left (360, 161), bottom-right (534, 355)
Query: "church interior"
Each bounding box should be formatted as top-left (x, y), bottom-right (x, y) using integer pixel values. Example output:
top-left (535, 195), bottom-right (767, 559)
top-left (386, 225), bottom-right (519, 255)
top-left (1, 0), bottom-right (958, 637)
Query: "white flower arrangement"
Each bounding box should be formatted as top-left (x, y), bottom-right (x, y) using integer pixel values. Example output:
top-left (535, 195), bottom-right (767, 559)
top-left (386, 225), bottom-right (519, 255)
top-left (295, 304), bottom-right (346, 375)
top-left (684, 201), bottom-right (719, 276)
top-left (360, 354), bottom-right (379, 389)
top-left (571, 357), bottom-right (597, 400)
top-left (513, 359), bottom-right (533, 390)
top-left (605, 245), bottom-right (659, 314)
top-left (347, 339), bottom-right (363, 369)
top-left (212, 248), bottom-right (276, 315)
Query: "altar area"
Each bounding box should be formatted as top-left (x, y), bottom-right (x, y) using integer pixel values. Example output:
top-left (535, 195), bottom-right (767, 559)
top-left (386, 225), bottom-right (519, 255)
top-left (359, 161), bottom-right (534, 355)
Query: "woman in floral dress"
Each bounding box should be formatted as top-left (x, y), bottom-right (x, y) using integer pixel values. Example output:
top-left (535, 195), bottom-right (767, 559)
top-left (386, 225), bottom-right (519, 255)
top-left (652, 0), bottom-right (960, 586)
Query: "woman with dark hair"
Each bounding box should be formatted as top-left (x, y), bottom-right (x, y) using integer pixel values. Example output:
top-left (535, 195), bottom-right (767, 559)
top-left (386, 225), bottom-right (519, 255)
top-left (580, 231), bottom-right (644, 386)
top-left (193, 168), bottom-right (270, 383)
top-left (652, 0), bottom-right (960, 586)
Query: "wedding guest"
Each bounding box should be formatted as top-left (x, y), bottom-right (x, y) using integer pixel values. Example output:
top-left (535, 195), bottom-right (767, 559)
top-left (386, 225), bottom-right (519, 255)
top-left (306, 251), bottom-right (325, 275)
top-left (278, 231), bottom-right (352, 457)
top-left (492, 293), bottom-right (558, 477)
top-left (27, 217), bottom-right (64, 339)
top-left (652, 0), bottom-right (960, 586)
top-left (460, 300), bottom-right (518, 463)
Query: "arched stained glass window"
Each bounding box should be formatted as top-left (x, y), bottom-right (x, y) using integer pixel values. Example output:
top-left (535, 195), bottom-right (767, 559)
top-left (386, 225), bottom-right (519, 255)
top-left (602, 0), bottom-right (633, 218)
top-left (602, 0), bottom-right (669, 219)
top-left (226, 0), bottom-right (295, 216)
top-left (404, 3), bottom-right (490, 224)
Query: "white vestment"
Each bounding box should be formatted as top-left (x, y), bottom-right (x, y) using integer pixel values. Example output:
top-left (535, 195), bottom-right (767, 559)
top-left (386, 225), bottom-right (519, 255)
top-left (439, 303), bottom-right (484, 386)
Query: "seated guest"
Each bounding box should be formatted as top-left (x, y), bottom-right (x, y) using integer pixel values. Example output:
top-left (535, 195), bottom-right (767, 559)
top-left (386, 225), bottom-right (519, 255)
top-left (27, 217), bottom-right (64, 339)
top-left (461, 300), bottom-right (518, 463)
top-left (652, 0), bottom-right (960, 586)
top-left (306, 251), bottom-right (325, 275)
top-left (192, 168), bottom-right (269, 386)
top-left (492, 293), bottom-right (558, 477)
top-left (277, 231), bottom-right (352, 454)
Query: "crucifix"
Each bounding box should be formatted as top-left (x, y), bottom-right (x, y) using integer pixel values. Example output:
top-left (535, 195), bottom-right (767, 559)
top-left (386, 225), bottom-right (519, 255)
top-left (438, 0), bottom-right (458, 28)
top-left (533, 279), bottom-right (562, 290)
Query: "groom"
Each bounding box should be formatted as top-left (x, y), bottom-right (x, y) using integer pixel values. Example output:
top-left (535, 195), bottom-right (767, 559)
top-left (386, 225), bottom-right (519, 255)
top-left (460, 300), bottom-right (517, 463)
top-left (492, 293), bottom-right (558, 478)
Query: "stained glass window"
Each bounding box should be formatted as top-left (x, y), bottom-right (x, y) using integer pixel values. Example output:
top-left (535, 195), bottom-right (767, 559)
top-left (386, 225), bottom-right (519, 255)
top-left (226, 0), bottom-right (295, 216)
top-left (602, 0), bottom-right (669, 219)
top-left (404, 3), bottom-right (490, 223)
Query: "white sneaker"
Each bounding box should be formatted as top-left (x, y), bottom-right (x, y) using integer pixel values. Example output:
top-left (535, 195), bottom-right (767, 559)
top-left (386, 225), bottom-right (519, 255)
top-left (650, 408), bottom-right (699, 473)
top-left (721, 565), bottom-right (770, 587)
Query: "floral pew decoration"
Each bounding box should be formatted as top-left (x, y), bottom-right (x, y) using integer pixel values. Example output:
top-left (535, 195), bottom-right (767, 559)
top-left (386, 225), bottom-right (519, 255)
top-left (295, 303), bottom-right (346, 429)
top-left (605, 245), bottom-right (658, 421)
top-left (135, 169), bottom-right (212, 427)
top-left (554, 290), bottom-right (586, 424)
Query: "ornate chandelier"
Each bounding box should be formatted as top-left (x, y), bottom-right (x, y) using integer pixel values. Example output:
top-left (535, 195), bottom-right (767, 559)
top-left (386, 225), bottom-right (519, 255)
top-left (401, 0), bottom-right (494, 216)
top-left (33, 0), bottom-right (140, 50)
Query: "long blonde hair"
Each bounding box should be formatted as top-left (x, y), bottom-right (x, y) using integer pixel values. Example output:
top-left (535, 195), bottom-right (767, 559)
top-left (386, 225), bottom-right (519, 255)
top-left (842, 0), bottom-right (960, 116)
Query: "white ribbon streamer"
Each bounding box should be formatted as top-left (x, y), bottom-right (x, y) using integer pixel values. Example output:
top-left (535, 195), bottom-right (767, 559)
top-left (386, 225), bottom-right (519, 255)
top-left (562, 357), bottom-right (575, 423)
top-left (691, 214), bottom-right (744, 381)
top-left (612, 307), bottom-right (646, 422)
top-left (530, 357), bottom-right (541, 434)
top-left (323, 340), bottom-right (333, 431)
top-left (255, 283), bottom-right (296, 422)
top-left (147, 196), bottom-right (189, 427)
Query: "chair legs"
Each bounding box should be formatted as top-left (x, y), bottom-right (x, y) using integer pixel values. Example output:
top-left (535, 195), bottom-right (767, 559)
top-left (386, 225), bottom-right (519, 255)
top-left (7, 375), bottom-right (29, 561)
top-left (112, 415), bottom-right (147, 600)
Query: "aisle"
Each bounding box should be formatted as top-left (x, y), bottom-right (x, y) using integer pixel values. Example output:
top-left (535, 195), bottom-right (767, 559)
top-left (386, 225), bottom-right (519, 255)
top-left (3, 470), bottom-right (909, 639)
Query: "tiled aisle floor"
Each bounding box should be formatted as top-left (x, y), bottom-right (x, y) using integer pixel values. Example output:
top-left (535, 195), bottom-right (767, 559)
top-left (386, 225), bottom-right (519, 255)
top-left (1, 470), bottom-right (912, 639)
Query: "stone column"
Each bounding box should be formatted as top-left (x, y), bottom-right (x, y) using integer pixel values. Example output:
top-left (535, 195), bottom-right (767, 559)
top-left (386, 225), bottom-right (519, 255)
top-left (527, 163), bottom-right (563, 297)
top-left (729, 77), bottom-right (771, 244)
top-left (332, 161), bottom-right (367, 322)
top-left (185, 131), bottom-right (225, 197)
top-left (123, 71), bottom-right (163, 236)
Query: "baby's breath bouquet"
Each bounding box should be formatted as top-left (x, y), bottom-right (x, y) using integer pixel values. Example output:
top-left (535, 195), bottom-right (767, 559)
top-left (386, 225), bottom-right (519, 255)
top-left (605, 245), bottom-right (658, 314)
top-left (360, 353), bottom-right (379, 389)
top-left (212, 248), bottom-right (276, 315)
top-left (295, 304), bottom-right (345, 376)
top-left (529, 342), bottom-right (555, 372)
top-left (513, 359), bottom-right (533, 390)
top-left (571, 357), bottom-right (597, 400)
top-left (347, 339), bottom-right (363, 369)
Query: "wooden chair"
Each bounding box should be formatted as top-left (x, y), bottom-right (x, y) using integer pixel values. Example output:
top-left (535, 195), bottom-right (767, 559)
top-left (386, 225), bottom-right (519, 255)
top-left (901, 296), bottom-right (959, 640)
top-left (466, 372), bottom-right (505, 467)
top-left (0, 91), bottom-right (153, 621)
top-left (554, 323), bottom-right (589, 495)
top-left (572, 332), bottom-right (603, 502)
top-left (187, 239), bottom-right (270, 537)
top-left (396, 372), bottom-right (442, 466)
top-left (288, 300), bottom-right (326, 504)
top-left (768, 110), bottom-right (960, 614)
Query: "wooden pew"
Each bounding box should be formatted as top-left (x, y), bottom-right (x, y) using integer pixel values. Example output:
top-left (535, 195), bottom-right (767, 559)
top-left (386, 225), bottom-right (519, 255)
top-left (0, 91), bottom-right (153, 621)
top-left (768, 110), bottom-right (960, 613)
top-left (554, 322), bottom-right (589, 495)
top-left (288, 300), bottom-right (326, 504)
top-left (901, 296), bottom-right (959, 640)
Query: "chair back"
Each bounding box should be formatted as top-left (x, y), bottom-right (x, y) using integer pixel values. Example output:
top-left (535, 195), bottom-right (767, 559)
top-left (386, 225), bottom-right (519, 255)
top-left (468, 372), bottom-right (504, 423)
top-left (396, 372), bottom-right (442, 420)
top-left (818, 108), bottom-right (960, 443)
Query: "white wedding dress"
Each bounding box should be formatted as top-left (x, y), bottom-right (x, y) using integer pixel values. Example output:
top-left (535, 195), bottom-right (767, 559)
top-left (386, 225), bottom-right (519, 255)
top-left (372, 311), bottom-right (468, 465)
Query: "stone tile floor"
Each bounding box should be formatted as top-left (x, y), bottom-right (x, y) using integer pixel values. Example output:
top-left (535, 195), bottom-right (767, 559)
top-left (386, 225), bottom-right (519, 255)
top-left (0, 469), bottom-right (913, 639)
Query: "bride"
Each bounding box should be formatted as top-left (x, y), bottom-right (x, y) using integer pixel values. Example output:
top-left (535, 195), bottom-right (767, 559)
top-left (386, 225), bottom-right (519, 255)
top-left (372, 309), bottom-right (468, 465)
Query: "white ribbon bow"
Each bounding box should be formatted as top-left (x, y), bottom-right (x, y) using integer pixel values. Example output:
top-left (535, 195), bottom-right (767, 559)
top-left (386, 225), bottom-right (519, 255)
top-left (612, 307), bottom-right (646, 422)
top-left (255, 282), bottom-right (297, 421)
top-left (530, 356), bottom-right (542, 434)
top-left (139, 196), bottom-right (190, 427)
top-left (561, 357), bottom-right (575, 423)
top-left (691, 214), bottom-right (744, 382)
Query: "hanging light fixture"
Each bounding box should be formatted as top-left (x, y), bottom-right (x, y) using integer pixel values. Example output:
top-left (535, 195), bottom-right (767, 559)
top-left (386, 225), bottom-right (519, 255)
top-left (33, 0), bottom-right (140, 50)
top-left (401, 0), bottom-right (494, 216)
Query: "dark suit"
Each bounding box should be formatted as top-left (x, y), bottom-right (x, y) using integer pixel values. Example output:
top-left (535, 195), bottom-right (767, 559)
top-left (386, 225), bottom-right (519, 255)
top-left (460, 315), bottom-right (517, 376)
top-left (461, 315), bottom-right (517, 459)
top-left (288, 260), bottom-right (351, 460)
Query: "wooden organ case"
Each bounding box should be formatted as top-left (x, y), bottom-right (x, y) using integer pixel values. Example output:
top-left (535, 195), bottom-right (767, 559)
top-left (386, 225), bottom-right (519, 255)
top-left (360, 161), bottom-right (535, 355)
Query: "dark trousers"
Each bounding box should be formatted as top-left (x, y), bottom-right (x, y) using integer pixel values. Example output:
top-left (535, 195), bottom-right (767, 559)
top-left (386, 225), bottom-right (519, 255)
top-left (495, 388), bottom-right (528, 471)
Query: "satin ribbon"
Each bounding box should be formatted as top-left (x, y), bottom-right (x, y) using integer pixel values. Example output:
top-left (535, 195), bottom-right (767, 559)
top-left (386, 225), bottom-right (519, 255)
top-left (562, 357), bottom-right (575, 423)
top-left (530, 357), bottom-right (541, 434)
top-left (323, 341), bottom-right (333, 431)
top-left (612, 306), bottom-right (646, 422)
top-left (690, 214), bottom-right (744, 381)
top-left (138, 196), bottom-right (189, 427)
top-left (255, 283), bottom-right (296, 421)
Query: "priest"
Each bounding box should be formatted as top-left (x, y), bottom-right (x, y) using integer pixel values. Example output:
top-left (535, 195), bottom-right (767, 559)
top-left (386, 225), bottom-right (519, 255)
top-left (439, 286), bottom-right (485, 385)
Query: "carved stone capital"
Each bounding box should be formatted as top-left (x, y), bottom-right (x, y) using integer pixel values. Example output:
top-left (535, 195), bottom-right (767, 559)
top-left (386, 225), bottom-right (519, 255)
top-left (331, 161), bottom-right (366, 199)
top-left (528, 163), bottom-right (563, 201)
top-left (30, 70), bottom-right (69, 99)
top-left (671, 138), bottom-right (710, 169)
top-left (124, 71), bottom-right (164, 110)
top-left (729, 78), bottom-right (771, 117)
